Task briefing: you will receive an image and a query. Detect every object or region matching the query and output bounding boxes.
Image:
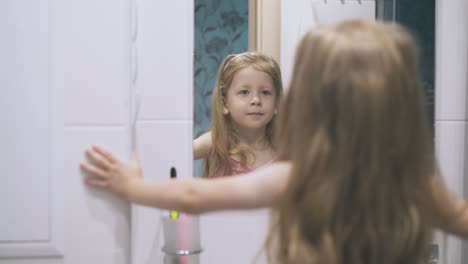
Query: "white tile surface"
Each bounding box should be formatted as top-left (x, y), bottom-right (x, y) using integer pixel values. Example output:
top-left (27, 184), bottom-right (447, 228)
top-left (281, 0), bottom-right (317, 89)
top-left (434, 0), bottom-right (468, 121)
top-left (281, 0), bottom-right (375, 89)
top-left (312, 0), bottom-right (376, 25)
top-left (435, 2), bottom-right (468, 264)
top-left (435, 121), bottom-right (468, 264)
top-left (131, 120), bottom-right (193, 264)
top-left (136, 1), bottom-right (193, 120)
top-left (64, 127), bottom-right (130, 264)
top-left (435, 121), bottom-right (466, 195)
top-left (135, 121), bottom-right (193, 181)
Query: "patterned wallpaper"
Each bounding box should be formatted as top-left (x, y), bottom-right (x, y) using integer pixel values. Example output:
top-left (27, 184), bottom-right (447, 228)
top-left (194, 0), bottom-right (249, 175)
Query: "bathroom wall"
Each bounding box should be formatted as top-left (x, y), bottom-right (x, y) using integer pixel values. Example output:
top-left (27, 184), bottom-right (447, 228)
top-left (281, 0), bottom-right (376, 87)
top-left (130, 1), bottom-right (193, 263)
top-left (434, 1), bottom-right (468, 264)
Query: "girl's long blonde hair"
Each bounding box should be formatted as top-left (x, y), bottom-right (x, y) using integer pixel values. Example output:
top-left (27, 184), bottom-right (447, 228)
top-left (267, 20), bottom-right (437, 264)
top-left (203, 52), bottom-right (283, 178)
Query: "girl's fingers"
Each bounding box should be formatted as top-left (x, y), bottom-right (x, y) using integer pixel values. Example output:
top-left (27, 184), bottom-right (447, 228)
top-left (80, 162), bottom-right (110, 179)
top-left (85, 148), bottom-right (111, 170)
top-left (92, 145), bottom-right (119, 164)
top-left (84, 177), bottom-right (109, 188)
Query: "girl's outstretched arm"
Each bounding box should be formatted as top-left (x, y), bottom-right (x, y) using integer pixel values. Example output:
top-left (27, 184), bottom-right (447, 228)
top-left (432, 174), bottom-right (468, 237)
top-left (80, 145), bottom-right (290, 214)
top-left (193, 131), bottom-right (212, 160)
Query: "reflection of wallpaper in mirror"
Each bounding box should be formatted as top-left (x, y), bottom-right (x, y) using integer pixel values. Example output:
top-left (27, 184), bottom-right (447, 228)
top-left (396, 0), bottom-right (435, 130)
top-left (379, 0), bottom-right (435, 130)
top-left (194, 0), bottom-right (249, 176)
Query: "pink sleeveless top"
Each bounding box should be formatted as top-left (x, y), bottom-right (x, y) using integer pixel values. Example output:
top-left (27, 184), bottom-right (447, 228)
top-left (211, 157), bottom-right (276, 178)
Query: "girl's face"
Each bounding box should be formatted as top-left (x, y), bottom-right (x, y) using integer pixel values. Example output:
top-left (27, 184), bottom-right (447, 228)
top-left (223, 66), bottom-right (276, 133)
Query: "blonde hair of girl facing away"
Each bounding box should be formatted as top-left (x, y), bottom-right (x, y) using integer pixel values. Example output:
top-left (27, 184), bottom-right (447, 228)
top-left (267, 20), bottom-right (437, 264)
top-left (204, 52), bottom-right (283, 178)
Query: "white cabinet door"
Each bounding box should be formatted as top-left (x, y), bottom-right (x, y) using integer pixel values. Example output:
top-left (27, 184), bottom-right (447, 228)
top-left (0, 0), bottom-right (131, 263)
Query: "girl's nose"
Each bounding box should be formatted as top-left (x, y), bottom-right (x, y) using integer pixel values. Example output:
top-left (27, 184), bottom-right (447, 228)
top-left (251, 95), bottom-right (261, 105)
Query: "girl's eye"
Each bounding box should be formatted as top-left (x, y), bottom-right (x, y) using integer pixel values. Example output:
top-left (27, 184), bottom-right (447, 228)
top-left (261, 90), bottom-right (272, 96)
top-left (239, 90), bottom-right (249, 95)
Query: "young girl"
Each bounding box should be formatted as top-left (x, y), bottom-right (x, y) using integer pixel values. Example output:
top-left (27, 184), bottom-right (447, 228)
top-left (193, 52), bottom-right (283, 177)
top-left (81, 20), bottom-right (468, 263)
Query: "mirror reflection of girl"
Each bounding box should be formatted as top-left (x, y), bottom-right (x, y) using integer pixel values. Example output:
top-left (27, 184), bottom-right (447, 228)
top-left (193, 52), bottom-right (283, 177)
top-left (81, 20), bottom-right (468, 263)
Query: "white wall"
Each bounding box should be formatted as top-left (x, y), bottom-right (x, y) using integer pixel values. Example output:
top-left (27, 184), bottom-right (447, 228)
top-left (280, 0), bottom-right (376, 88)
top-left (434, 0), bottom-right (468, 264)
top-left (130, 2), bottom-right (193, 263)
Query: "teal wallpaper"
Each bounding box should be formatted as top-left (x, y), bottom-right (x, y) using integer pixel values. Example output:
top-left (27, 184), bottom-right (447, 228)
top-left (194, 0), bottom-right (249, 175)
top-left (395, 0), bottom-right (435, 129)
top-left (379, 0), bottom-right (435, 129)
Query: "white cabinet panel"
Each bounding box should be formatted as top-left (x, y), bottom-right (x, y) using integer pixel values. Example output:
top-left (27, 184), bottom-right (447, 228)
top-left (57, 0), bottom-right (129, 125)
top-left (0, 0), bottom-right (64, 258)
top-left (1, 0), bottom-right (132, 260)
top-left (0, 0), bottom-right (50, 242)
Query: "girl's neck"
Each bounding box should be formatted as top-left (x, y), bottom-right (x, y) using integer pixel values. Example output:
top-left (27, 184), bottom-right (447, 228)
top-left (236, 127), bottom-right (269, 150)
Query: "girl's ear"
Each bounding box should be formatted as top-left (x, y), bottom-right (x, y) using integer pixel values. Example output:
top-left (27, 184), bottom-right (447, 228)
top-left (274, 109), bottom-right (277, 115)
top-left (222, 96), bottom-right (229, 115)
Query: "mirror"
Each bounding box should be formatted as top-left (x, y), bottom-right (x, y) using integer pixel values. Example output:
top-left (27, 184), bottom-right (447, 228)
top-left (191, 0), bottom-right (437, 262)
top-left (193, 0), bottom-right (436, 177)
